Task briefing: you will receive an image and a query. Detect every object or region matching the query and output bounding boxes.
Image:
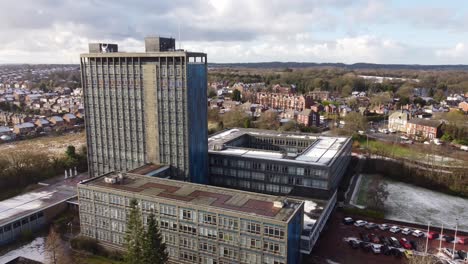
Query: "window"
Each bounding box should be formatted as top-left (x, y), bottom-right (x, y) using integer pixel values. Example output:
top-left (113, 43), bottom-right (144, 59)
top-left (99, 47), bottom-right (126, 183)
top-left (219, 216), bottom-right (238, 230)
top-left (199, 212), bottom-right (217, 225)
top-left (160, 204), bottom-right (177, 217)
top-left (241, 235), bottom-right (262, 250)
top-left (179, 223), bottom-right (197, 234)
top-left (241, 219), bottom-right (261, 235)
top-left (199, 241), bottom-right (217, 254)
top-left (264, 225), bottom-right (285, 239)
top-left (219, 231), bottom-right (237, 245)
top-left (199, 227), bottom-right (218, 239)
top-left (263, 241), bottom-right (285, 256)
top-left (181, 209), bottom-right (194, 221)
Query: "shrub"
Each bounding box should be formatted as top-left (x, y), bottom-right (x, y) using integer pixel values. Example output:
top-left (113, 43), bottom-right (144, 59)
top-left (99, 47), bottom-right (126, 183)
top-left (71, 236), bottom-right (105, 255)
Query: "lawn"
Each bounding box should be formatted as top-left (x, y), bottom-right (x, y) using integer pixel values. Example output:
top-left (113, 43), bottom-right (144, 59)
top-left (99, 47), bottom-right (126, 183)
top-left (357, 137), bottom-right (466, 166)
top-left (0, 131), bottom-right (86, 157)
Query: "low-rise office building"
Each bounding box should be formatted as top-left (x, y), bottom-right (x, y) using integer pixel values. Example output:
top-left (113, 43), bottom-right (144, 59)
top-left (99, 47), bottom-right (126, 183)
top-left (208, 129), bottom-right (352, 198)
top-left (78, 172), bottom-right (305, 264)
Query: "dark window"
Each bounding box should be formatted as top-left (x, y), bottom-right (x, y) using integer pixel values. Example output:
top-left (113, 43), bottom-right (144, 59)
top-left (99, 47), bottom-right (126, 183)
top-left (37, 211), bottom-right (44, 218)
top-left (13, 221), bottom-right (21, 229)
top-left (22, 218), bottom-right (29, 225)
top-left (4, 225), bottom-right (11, 231)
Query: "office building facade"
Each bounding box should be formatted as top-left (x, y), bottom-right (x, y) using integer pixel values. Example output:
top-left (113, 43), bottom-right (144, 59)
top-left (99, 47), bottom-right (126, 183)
top-left (208, 129), bottom-right (352, 198)
top-left (78, 172), bottom-right (304, 264)
top-left (80, 37), bottom-right (208, 183)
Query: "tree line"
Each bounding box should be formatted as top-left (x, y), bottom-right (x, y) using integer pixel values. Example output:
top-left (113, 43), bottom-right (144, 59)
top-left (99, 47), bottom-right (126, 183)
top-left (0, 145), bottom-right (87, 200)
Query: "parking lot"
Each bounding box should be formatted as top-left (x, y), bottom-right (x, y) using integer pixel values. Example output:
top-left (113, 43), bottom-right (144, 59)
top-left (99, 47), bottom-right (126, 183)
top-left (306, 210), bottom-right (468, 264)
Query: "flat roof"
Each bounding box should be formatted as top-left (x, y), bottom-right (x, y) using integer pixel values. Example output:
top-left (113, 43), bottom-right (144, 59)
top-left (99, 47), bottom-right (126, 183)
top-left (0, 175), bottom-right (84, 227)
top-left (80, 172), bottom-right (304, 223)
top-left (208, 128), bottom-right (351, 166)
top-left (80, 51), bottom-right (206, 58)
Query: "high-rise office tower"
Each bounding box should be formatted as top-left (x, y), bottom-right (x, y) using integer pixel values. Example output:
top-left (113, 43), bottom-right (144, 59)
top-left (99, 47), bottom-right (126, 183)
top-left (80, 37), bottom-right (208, 183)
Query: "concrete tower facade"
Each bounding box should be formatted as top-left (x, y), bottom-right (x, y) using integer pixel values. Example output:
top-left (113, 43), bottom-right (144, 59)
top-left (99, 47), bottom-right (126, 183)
top-left (80, 37), bottom-right (208, 183)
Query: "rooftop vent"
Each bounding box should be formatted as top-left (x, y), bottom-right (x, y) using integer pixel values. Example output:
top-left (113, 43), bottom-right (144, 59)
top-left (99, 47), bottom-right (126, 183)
top-left (273, 200), bottom-right (285, 208)
top-left (104, 172), bottom-right (125, 184)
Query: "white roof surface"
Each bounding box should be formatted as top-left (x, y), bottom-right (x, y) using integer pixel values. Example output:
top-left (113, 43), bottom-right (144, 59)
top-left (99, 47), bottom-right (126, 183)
top-left (0, 182), bottom-right (78, 226)
top-left (209, 128), bottom-right (350, 166)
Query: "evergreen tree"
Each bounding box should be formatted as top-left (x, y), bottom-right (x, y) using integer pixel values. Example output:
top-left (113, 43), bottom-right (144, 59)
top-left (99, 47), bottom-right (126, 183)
top-left (142, 212), bottom-right (168, 264)
top-left (124, 199), bottom-right (144, 264)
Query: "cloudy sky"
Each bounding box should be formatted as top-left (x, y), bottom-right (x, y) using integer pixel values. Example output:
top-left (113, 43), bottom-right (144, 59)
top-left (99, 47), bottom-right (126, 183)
top-left (1, 0), bottom-right (468, 64)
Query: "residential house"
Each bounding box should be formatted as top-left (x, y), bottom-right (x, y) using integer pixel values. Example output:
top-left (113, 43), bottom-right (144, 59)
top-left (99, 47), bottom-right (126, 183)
top-left (297, 109), bottom-right (320, 127)
top-left (13, 122), bottom-right (35, 135)
top-left (459, 101), bottom-right (468, 113)
top-left (63, 113), bottom-right (77, 125)
top-left (49, 116), bottom-right (64, 127)
top-left (34, 118), bottom-right (50, 128)
top-left (310, 103), bottom-right (324, 113)
top-left (308, 90), bottom-right (330, 101)
top-left (282, 109), bottom-right (297, 120)
top-left (388, 111), bottom-right (410, 132)
top-left (256, 92), bottom-right (313, 111)
top-left (406, 119), bottom-right (443, 140)
top-left (324, 104), bottom-right (338, 114)
top-left (0, 126), bottom-right (11, 136)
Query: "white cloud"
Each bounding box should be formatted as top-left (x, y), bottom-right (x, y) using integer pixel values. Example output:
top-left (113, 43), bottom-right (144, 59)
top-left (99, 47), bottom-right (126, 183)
top-left (0, 0), bottom-right (467, 64)
top-left (436, 43), bottom-right (467, 59)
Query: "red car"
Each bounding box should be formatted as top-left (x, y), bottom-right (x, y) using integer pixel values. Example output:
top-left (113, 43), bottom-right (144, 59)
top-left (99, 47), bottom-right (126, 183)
top-left (458, 237), bottom-right (468, 245)
top-left (400, 238), bottom-right (412, 249)
top-left (427, 231), bottom-right (439, 240)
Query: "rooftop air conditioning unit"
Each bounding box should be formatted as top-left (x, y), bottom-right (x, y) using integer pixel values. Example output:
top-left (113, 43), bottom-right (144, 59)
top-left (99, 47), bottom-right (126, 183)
top-left (104, 176), bottom-right (117, 184)
top-left (274, 200), bottom-right (285, 208)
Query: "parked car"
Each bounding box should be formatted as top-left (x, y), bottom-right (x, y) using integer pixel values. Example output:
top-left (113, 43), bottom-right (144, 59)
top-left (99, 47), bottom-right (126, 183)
top-left (354, 220), bottom-right (368, 227)
top-left (458, 237), bottom-right (468, 245)
top-left (427, 231), bottom-right (439, 240)
top-left (371, 244), bottom-right (382, 254)
top-left (443, 248), bottom-right (457, 258)
top-left (404, 250), bottom-right (413, 259)
top-left (378, 223), bottom-right (390, 231)
top-left (390, 248), bottom-right (403, 257)
top-left (400, 238), bottom-right (412, 249)
top-left (370, 234), bottom-right (380, 244)
top-left (360, 232), bottom-right (370, 242)
top-left (444, 235), bottom-right (455, 243)
top-left (349, 239), bottom-right (359, 249)
top-left (457, 250), bottom-right (467, 260)
top-left (409, 240), bottom-right (418, 251)
top-left (365, 222), bottom-right (378, 230)
top-left (401, 228), bottom-right (412, 235)
top-left (389, 226), bottom-right (401, 233)
top-left (412, 230), bottom-right (424, 237)
top-left (380, 236), bottom-right (391, 246)
top-left (343, 217), bottom-right (354, 225)
top-left (361, 242), bottom-right (372, 252)
top-left (381, 245), bottom-right (391, 255)
top-left (390, 237), bottom-right (400, 248)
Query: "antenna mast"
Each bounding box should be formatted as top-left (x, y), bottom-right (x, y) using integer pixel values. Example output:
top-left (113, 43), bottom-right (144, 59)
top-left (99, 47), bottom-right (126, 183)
top-left (178, 23), bottom-right (181, 50)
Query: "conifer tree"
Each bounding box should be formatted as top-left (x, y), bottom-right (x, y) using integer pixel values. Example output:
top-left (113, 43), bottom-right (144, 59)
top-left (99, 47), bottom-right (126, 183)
top-left (124, 199), bottom-right (144, 264)
top-left (142, 211), bottom-right (168, 264)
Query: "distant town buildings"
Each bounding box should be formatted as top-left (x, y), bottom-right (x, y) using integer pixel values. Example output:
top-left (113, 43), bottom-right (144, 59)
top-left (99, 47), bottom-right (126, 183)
top-left (406, 119), bottom-right (443, 140)
top-left (388, 111), bottom-right (410, 133)
top-left (256, 93), bottom-right (314, 111)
